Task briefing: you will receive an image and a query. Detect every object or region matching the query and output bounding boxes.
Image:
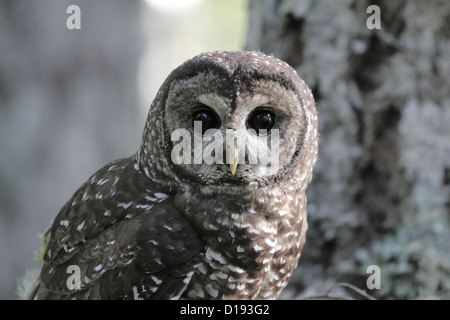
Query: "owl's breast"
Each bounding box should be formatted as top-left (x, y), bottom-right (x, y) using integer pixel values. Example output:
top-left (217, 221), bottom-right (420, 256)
top-left (177, 188), bottom-right (307, 299)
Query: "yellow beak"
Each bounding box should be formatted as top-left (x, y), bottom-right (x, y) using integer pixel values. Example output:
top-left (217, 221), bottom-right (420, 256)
top-left (227, 144), bottom-right (238, 175)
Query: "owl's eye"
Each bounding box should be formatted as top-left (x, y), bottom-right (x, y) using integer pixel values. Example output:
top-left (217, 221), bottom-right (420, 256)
top-left (191, 108), bottom-right (221, 134)
top-left (248, 109), bottom-right (276, 134)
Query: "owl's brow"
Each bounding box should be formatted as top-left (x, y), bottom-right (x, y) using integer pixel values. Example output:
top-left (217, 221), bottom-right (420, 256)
top-left (170, 59), bottom-right (302, 113)
top-left (237, 69), bottom-right (298, 94)
top-left (171, 60), bottom-right (232, 83)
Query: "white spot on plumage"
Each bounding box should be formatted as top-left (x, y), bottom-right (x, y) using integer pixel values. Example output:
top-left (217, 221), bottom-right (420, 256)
top-left (154, 192), bottom-right (168, 199)
top-left (233, 221), bottom-right (251, 229)
top-left (97, 178), bottom-right (109, 186)
top-left (59, 220), bottom-right (69, 227)
top-left (182, 271), bottom-right (194, 286)
top-left (248, 227), bottom-right (261, 235)
top-left (188, 287), bottom-right (205, 299)
top-left (205, 284), bottom-right (219, 298)
top-left (230, 213), bottom-right (240, 220)
top-left (236, 283), bottom-right (246, 290)
top-left (228, 264), bottom-right (245, 274)
top-left (118, 201), bottom-right (133, 209)
top-left (197, 263), bottom-right (207, 275)
top-left (76, 220), bottom-right (85, 231)
top-left (145, 195), bottom-right (157, 202)
top-left (136, 203), bottom-right (154, 210)
top-left (253, 244), bottom-right (264, 252)
top-left (216, 271), bottom-right (228, 280)
top-left (63, 244), bottom-right (75, 253)
top-left (93, 264), bottom-right (103, 272)
top-left (206, 248), bottom-right (227, 264)
top-left (261, 225), bottom-right (275, 233)
top-left (151, 276), bottom-right (162, 285)
top-left (265, 238), bottom-right (277, 247)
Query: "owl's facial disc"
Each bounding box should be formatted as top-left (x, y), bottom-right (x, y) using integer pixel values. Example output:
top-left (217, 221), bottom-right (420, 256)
top-left (163, 71), bottom-right (306, 188)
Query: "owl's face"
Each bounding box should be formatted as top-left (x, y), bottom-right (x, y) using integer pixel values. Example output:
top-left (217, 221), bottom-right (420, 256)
top-left (140, 51), bottom-right (317, 191)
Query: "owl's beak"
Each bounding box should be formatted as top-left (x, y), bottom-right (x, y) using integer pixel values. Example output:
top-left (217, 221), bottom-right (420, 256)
top-left (227, 144), bottom-right (238, 175)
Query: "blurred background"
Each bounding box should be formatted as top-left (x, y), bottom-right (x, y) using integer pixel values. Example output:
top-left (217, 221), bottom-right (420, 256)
top-left (0, 0), bottom-right (248, 299)
top-left (1, 0), bottom-right (449, 299)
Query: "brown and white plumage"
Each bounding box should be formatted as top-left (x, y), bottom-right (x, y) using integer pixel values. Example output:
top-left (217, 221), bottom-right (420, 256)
top-left (29, 51), bottom-right (318, 300)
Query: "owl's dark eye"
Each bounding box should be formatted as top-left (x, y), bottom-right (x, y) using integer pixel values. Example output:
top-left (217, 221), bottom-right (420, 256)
top-left (191, 108), bottom-right (221, 134)
top-left (248, 109), bottom-right (276, 134)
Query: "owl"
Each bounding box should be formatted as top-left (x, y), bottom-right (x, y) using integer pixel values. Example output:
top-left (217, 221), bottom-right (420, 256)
top-left (28, 51), bottom-right (318, 300)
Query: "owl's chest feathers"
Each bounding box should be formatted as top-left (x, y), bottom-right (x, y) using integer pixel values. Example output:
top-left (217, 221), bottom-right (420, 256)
top-left (176, 187), bottom-right (306, 299)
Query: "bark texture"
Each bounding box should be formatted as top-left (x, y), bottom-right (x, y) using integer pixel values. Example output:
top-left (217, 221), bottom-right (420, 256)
top-left (246, 0), bottom-right (450, 299)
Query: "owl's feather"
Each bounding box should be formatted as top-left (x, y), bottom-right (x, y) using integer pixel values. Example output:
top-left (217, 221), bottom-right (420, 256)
top-left (30, 51), bottom-right (318, 300)
top-left (30, 158), bottom-right (204, 299)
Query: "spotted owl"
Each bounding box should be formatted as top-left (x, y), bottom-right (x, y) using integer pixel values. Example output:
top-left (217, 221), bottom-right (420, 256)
top-left (29, 51), bottom-right (318, 300)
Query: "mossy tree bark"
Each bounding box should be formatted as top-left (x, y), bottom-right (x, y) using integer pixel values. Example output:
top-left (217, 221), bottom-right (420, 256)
top-left (246, 0), bottom-right (450, 299)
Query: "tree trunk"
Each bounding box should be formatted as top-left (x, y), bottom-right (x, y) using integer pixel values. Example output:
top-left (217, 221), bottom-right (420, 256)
top-left (246, 0), bottom-right (450, 299)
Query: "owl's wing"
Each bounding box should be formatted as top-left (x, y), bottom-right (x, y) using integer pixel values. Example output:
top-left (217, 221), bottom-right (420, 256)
top-left (29, 158), bottom-right (205, 300)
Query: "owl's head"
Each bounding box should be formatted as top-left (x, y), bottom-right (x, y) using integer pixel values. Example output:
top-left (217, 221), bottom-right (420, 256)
top-left (138, 51), bottom-right (318, 193)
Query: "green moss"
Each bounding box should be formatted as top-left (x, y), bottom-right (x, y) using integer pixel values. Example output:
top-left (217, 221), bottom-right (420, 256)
top-left (33, 233), bottom-right (50, 264)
